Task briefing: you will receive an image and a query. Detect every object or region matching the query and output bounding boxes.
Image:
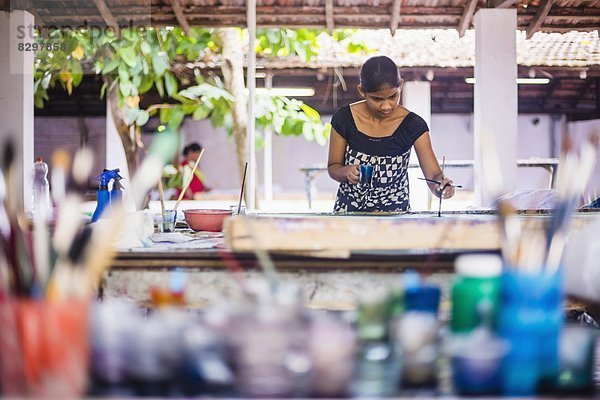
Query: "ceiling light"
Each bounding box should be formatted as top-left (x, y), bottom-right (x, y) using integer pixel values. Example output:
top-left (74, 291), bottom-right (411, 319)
top-left (465, 77), bottom-right (550, 85)
top-left (580, 70), bottom-right (587, 79)
top-left (254, 87), bottom-right (315, 97)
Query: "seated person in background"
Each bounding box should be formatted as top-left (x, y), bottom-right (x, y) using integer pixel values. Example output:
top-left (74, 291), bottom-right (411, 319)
top-left (177, 142), bottom-right (211, 200)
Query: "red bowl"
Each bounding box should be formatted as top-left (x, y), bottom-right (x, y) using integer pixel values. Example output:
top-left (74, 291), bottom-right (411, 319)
top-left (183, 209), bottom-right (232, 232)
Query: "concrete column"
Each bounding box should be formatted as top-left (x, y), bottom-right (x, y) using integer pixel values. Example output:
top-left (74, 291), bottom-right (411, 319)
top-left (474, 9), bottom-right (518, 206)
top-left (0, 11), bottom-right (34, 213)
top-left (403, 81), bottom-right (432, 211)
top-left (246, 0), bottom-right (257, 210)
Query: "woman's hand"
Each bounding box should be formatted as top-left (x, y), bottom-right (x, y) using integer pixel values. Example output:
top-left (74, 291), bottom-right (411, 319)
top-left (346, 165), bottom-right (360, 185)
top-left (436, 176), bottom-right (455, 199)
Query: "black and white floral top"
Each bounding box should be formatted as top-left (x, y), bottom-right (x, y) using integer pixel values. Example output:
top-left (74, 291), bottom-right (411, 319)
top-left (330, 104), bottom-right (429, 212)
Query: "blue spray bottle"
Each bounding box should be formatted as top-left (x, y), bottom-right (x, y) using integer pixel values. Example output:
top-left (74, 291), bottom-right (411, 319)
top-left (91, 169), bottom-right (124, 222)
top-left (110, 169), bottom-right (124, 206)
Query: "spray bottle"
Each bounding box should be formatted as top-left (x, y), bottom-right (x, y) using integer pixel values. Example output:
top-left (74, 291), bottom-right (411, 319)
top-left (110, 171), bottom-right (124, 206)
top-left (91, 168), bottom-right (124, 222)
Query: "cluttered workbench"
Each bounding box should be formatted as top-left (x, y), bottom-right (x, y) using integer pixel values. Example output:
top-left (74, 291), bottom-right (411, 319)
top-left (104, 209), bottom-right (600, 309)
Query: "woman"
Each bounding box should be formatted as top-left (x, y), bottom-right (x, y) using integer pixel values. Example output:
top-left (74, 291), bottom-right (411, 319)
top-left (178, 142), bottom-right (211, 200)
top-left (327, 55), bottom-right (455, 212)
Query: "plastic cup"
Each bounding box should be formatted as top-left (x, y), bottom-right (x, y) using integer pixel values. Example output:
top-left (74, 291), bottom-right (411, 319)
top-left (158, 210), bottom-right (176, 232)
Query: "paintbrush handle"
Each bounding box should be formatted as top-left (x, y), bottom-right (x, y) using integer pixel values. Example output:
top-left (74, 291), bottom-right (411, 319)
top-left (417, 177), bottom-right (462, 188)
top-left (157, 177), bottom-right (166, 215)
top-left (174, 148), bottom-right (205, 212)
top-left (237, 162), bottom-right (248, 214)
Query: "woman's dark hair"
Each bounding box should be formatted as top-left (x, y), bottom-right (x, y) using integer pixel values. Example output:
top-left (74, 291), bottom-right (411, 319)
top-left (360, 55), bottom-right (401, 93)
top-left (183, 142), bottom-right (203, 156)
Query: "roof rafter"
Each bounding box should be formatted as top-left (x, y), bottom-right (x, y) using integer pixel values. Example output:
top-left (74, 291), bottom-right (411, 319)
top-left (486, 0), bottom-right (517, 8)
top-left (527, 0), bottom-right (554, 39)
top-left (325, 0), bottom-right (334, 33)
top-left (171, 0), bottom-right (190, 36)
top-left (389, 0), bottom-right (401, 35)
top-left (458, 0), bottom-right (478, 37)
top-left (91, 0), bottom-right (120, 36)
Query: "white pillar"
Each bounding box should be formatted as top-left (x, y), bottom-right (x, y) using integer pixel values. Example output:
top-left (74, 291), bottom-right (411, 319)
top-left (263, 74), bottom-right (273, 202)
top-left (0, 11), bottom-right (34, 213)
top-left (106, 100), bottom-right (134, 211)
top-left (246, 0), bottom-right (257, 211)
top-left (474, 9), bottom-right (518, 206)
top-left (403, 81), bottom-right (432, 211)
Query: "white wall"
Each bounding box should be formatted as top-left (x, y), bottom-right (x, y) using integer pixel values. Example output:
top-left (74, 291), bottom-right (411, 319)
top-left (34, 114), bottom-right (600, 204)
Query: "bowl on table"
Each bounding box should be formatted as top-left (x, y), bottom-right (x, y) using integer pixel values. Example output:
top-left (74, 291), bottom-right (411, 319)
top-left (182, 209), bottom-right (232, 232)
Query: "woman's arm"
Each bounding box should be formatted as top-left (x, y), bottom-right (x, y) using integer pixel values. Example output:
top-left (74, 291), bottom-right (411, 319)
top-left (328, 128), bottom-right (359, 184)
top-left (413, 132), bottom-right (455, 199)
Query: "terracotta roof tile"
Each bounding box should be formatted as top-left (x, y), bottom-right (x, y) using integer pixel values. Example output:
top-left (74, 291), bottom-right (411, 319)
top-left (256, 29), bottom-right (599, 69)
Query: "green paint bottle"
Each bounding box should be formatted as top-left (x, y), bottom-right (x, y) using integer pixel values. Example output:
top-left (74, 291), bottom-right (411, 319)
top-left (451, 254), bottom-right (502, 334)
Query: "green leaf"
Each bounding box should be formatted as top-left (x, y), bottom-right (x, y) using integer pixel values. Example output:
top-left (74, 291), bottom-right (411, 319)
top-left (102, 58), bottom-right (120, 74)
top-left (164, 71), bottom-right (178, 97)
top-left (120, 46), bottom-right (137, 67)
top-left (34, 95), bottom-right (44, 108)
top-left (155, 77), bottom-right (165, 97)
top-left (100, 81), bottom-right (107, 99)
top-left (118, 63), bottom-right (130, 82)
top-left (119, 80), bottom-right (132, 97)
top-left (168, 106), bottom-right (185, 129)
top-left (159, 107), bottom-right (171, 124)
top-left (136, 110), bottom-right (150, 126)
top-left (192, 105), bottom-right (211, 120)
top-left (152, 51), bottom-right (169, 76)
top-left (41, 73), bottom-right (52, 89)
top-left (300, 103), bottom-right (320, 121)
top-left (70, 59), bottom-right (83, 87)
top-left (140, 41), bottom-right (151, 55)
top-left (138, 76), bottom-right (154, 94)
top-left (182, 104), bottom-right (197, 114)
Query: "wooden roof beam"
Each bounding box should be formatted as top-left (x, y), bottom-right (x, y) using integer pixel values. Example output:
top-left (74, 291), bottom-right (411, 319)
top-left (486, 0), bottom-right (517, 8)
top-left (91, 0), bottom-right (120, 36)
top-left (526, 0), bottom-right (554, 39)
top-left (171, 0), bottom-right (191, 36)
top-left (325, 0), bottom-right (334, 33)
top-left (389, 0), bottom-right (401, 35)
top-left (457, 0), bottom-right (478, 37)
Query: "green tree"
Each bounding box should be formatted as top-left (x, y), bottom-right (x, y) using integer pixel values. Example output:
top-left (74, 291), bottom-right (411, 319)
top-left (34, 27), bottom-right (330, 180)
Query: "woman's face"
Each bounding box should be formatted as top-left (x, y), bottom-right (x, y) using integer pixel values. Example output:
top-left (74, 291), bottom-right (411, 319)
top-left (186, 150), bottom-right (201, 162)
top-left (362, 85), bottom-right (401, 119)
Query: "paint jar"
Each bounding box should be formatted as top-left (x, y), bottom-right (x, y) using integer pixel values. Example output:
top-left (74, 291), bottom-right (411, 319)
top-left (498, 267), bottom-right (563, 395)
top-left (351, 341), bottom-right (400, 397)
top-left (358, 165), bottom-right (374, 189)
top-left (451, 254), bottom-right (502, 334)
top-left (448, 324), bottom-right (508, 395)
top-left (555, 324), bottom-right (596, 393)
top-left (393, 284), bottom-right (441, 389)
top-left (356, 291), bottom-right (390, 342)
top-left (158, 210), bottom-right (176, 232)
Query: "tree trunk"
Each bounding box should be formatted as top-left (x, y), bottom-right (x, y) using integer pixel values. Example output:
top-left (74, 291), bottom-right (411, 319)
top-left (217, 28), bottom-right (250, 203)
top-left (106, 78), bottom-right (139, 178)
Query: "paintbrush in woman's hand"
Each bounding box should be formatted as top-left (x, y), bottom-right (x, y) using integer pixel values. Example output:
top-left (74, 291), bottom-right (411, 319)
top-left (418, 177), bottom-right (462, 188)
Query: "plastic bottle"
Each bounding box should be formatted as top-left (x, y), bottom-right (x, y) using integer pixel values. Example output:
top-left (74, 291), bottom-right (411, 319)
top-left (451, 254), bottom-right (502, 334)
top-left (32, 157), bottom-right (52, 217)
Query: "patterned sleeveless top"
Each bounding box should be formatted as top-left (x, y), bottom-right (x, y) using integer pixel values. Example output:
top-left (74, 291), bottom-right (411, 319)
top-left (330, 104), bottom-right (429, 212)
